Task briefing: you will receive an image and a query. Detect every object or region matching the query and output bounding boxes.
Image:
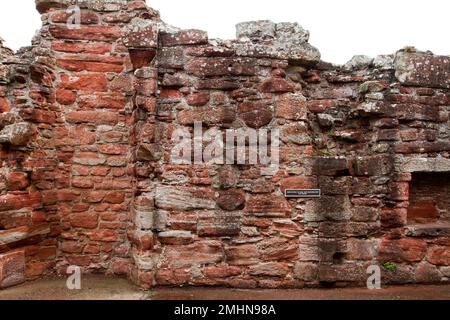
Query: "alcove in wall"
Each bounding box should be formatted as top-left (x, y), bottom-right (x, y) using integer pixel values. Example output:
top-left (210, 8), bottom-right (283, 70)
top-left (408, 172), bottom-right (450, 224)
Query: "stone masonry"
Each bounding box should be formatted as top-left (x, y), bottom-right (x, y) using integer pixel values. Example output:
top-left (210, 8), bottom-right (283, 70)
top-left (0, 0), bottom-right (449, 289)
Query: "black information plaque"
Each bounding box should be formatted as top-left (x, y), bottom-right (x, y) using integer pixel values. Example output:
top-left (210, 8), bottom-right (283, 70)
top-left (284, 189), bottom-right (321, 198)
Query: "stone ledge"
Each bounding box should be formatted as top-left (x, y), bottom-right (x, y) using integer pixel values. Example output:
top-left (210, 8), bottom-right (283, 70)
top-left (405, 223), bottom-right (450, 237)
top-left (0, 225), bottom-right (51, 249)
top-left (400, 157), bottom-right (450, 173)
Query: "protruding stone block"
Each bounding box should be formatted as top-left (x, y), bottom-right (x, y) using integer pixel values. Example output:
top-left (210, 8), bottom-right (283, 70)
top-left (155, 186), bottom-right (216, 211)
top-left (0, 250), bottom-right (25, 289)
top-left (395, 51), bottom-right (450, 89)
top-left (160, 30), bottom-right (208, 47)
top-left (236, 20), bottom-right (276, 42)
top-left (36, 0), bottom-right (70, 14)
top-left (0, 123), bottom-right (34, 146)
top-left (123, 25), bottom-right (158, 48)
top-left (235, 20), bottom-right (321, 64)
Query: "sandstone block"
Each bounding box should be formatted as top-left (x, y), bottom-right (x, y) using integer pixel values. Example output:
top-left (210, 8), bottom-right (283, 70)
top-left (155, 186), bottom-right (216, 211)
top-left (245, 195), bottom-right (291, 217)
top-left (237, 101), bottom-right (273, 129)
top-left (395, 52), bottom-right (450, 89)
top-left (160, 30), bottom-right (208, 47)
top-left (248, 262), bottom-right (289, 277)
top-left (0, 250), bottom-right (25, 289)
top-left (378, 238), bottom-right (426, 263)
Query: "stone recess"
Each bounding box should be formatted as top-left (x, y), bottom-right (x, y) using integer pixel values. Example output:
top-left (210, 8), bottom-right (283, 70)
top-left (0, 0), bottom-right (449, 290)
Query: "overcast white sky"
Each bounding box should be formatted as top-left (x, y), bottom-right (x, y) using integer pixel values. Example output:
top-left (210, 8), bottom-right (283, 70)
top-left (0, 0), bottom-right (448, 64)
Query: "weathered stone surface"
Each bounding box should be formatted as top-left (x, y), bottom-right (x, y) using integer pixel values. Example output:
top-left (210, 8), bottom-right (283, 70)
top-left (186, 92), bottom-right (210, 107)
top-left (198, 211), bottom-right (242, 237)
top-left (258, 237), bottom-right (298, 261)
top-left (306, 157), bottom-right (350, 176)
top-left (319, 176), bottom-right (351, 195)
top-left (346, 239), bottom-right (378, 261)
top-left (382, 265), bottom-right (415, 284)
top-left (161, 30), bottom-right (208, 47)
top-left (261, 78), bottom-right (294, 93)
top-left (359, 81), bottom-right (388, 93)
top-left (49, 25), bottom-right (122, 41)
top-left (216, 189), bottom-right (246, 211)
top-left (236, 21), bottom-right (320, 64)
top-left (280, 176), bottom-right (317, 193)
top-left (381, 208), bottom-right (407, 228)
top-left (245, 195), bottom-right (291, 217)
top-left (225, 244), bottom-right (259, 266)
top-left (378, 238), bottom-right (427, 263)
top-left (186, 58), bottom-right (257, 77)
top-left (236, 21), bottom-right (276, 42)
top-left (280, 122), bottom-right (310, 145)
top-left (155, 186), bottom-right (216, 211)
top-left (405, 224), bottom-right (450, 237)
top-left (0, 250), bottom-right (25, 289)
top-left (0, 1), bottom-right (448, 291)
top-left (214, 165), bottom-right (239, 189)
top-left (238, 101), bottom-right (273, 128)
top-left (293, 262), bottom-right (318, 281)
top-left (178, 107), bottom-right (236, 126)
top-left (0, 225), bottom-right (50, 247)
top-left (395, 52), bottom-right (450, 89)
top-left (304, 196), bottom-right (352, 222)
top-left (123, 25), bottom-right (157, 48)
top-left (318, 222), bottom-right (379, 238)
top-left (157, 47), bottom-right (186, 69)
top-left (353, 155), bottom-right (393, 176)
top-left (275, 93), bottom-right (308, 120)
top-left (318, 264), bottom-right (367, 282)
top-left (158, 231), bottom-right (193, 245)
top-left (0, 123), bottom-right (34, 146)
top-left (136, 143), bottom-right (162, 162)
top-left (415, 262), bottom-right (442, 283)
top-left (427, 246), bottom-right (450, 266)
top-left (343, 55), bottom-right (373, 71)
top-left (401, 157), bottom-right (450, 173)
top-left (160, 240), bottom-right (223, 268)
top-left (36, 0), bottom-right (70, 14)
top-left (351, 206), bottom-right (379, 222)
top-left (298, 237), bottom-right (347, 262)
top-left (394, 104), bottom-right (445, 122)
top-left (248, 262), bottom-right (289, 277)
top-left (394, 141), bottom-right (450, 154)
top-left (0, 65), bottom-right (10, 85)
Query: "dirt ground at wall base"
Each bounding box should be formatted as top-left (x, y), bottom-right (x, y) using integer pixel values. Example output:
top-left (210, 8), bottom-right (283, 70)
top-left (0, 275), bottom-right (449, 300)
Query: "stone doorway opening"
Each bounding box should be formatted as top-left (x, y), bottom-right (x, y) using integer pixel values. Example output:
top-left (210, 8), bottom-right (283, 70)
top-left (407, 172), bottom-right (450, 224)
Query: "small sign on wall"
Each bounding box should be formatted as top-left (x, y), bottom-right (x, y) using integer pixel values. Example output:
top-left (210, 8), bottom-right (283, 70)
top-left (285, 189), bottom-right (321, 198)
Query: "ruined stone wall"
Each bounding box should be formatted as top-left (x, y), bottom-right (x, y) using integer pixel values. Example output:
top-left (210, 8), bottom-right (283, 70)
top-left (1, 0), bottom-right (449, 289)
top-left (0, 34), bottom-right (60, 288)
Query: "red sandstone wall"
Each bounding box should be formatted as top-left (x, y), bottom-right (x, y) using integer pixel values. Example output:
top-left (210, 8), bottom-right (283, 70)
top-left (0, 38), bottom-right (60, 288)
top-left (45, 1), bottom-right (140, 278)
top-left (1, 0), bottom-right (449, 289)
